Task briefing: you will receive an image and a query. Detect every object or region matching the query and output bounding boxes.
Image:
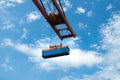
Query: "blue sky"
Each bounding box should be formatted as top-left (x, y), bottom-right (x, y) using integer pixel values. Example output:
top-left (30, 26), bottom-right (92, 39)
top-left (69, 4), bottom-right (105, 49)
top-left (0, 0), bottom-right (120, 80)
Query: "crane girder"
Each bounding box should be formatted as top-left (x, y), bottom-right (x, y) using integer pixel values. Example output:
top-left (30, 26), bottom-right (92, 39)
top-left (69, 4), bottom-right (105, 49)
top-left (32, 0), bottom-right (76, 40)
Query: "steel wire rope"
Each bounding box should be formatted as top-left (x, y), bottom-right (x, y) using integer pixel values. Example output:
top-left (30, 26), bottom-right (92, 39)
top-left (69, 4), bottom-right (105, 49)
top-left (58, 0), bottom-right (66, 16)
top-left (46, 0), bottom-right (53, 13)
top-left (51, 0), bottom-right (57, 13)
top-left (39, 0), bottom-right (47, 12)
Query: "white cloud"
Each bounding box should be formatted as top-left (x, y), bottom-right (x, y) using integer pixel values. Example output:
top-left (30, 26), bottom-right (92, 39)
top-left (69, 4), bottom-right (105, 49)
top-left (19, 11), bottom-right (41, 25)
top-left (78, 22), bottom-right (88, 29)
top-left (39, 62), bottom-right (56, 71)
top-left (14, 0), bottom-right (24, 4)
top-left (39, 37), bottom-right (51, 42)
top-left (21, 28), bottom-right (28, 39)
top-left (67, 40), bottom-right (76, 46)
top-left (2, 38), bottom-right (42, 62)
top-left (72, 37), bottom-right (80, 41)
top-left (90, 44), bottom-right (100, 50)
top-left (63, 0), bottom-right (72, 11)
top-left (0, 1), bottom-right (15, 8)
top-left (38, 39), bottom-right (102, 71)
top-left (2, 37), bottom-right (102, 71)
top-left (59, 11), bottom-right (120, 80)
top-left (65, 37), bottom-right (81, 48)
top-left (26, 11), bottom-right (41, 23)
top-left (75, 6), bottom-right (86, 14)
top-left (0, 63), bottom-right (13, 71)
top-left (78, 22), bottom-right (91, 36)
top-left (106, 4), bottom-right (112, 10)
top-left (87, 32), bottom-right (91, 35)
top-left (49, 48), bottom-right (102, 68)
top-left (78, 22), bottom-right (90, 32)
top-left (100, 12), bottom-right (120, 50)
top-left (87, 11), bottom-right (93, 17)
top-left (0, 57), bottom-right (14, 71)
top-left (2, 38), bottom-right (53, 62)
top-left (79, 12), bottom-right (120, 80)
top-left (5, 56), bottom-right (10, 63)
top-left (19, 18), bottom-right (24, 25)
top-left (0, 0), bottom-right (24, 9)
top-left (60, 76), bottom-right (80, 80)
top-left (1, 21), bottom-right (15, 30)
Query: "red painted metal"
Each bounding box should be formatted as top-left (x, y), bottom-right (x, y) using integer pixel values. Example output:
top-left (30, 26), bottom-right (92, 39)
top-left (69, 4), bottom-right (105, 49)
top-left (32, 0), bottom-right (76, 40)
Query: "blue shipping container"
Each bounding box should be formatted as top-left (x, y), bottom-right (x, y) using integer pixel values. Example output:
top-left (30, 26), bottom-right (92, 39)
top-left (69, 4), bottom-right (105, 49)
top-left (42, 47), bottom-right (70, 58)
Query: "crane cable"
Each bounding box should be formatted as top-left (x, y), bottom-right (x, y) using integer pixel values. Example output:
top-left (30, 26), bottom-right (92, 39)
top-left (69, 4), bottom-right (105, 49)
top-left (52, 0), bottom-right (57, 13)
top-left (39, 0), bottom-right (47, 12)
top-left (39, 0), bottom-right (65, 15)
top-left (58, 0), bottom-right (66, 16)
top-left (46, 0), bottom-right (53, 13)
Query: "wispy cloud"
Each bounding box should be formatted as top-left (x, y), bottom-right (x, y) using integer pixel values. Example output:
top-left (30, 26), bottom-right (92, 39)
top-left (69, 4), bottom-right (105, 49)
top-left (100, 12), bottom-right (120, 50)
top-left (39, 62), bottom-right (56, 71)
top-left (62, 0), bottom-right (72, 11)
top-left (38, 39), bottom-right (102, 71)
top-left (1, 21), bottom-right (15, 30)
top-left (21, 28), bottom-right (28, 39)
top-left (75, 6), bottom-right (86, 14)
top-left (49, 48), bottom-right (102, 68)
top-left (0, 57), bottom-right (14, 71)
top-left (0, 0), bottom-right (24, 9)
top-left (19, 11), bottom-right (41, 25)
top-left (106, 4), bottom-right (113, 10)
top-left (78, 22), bottom-right (91, 35)
top-left (87, 11), bottom-right (93, 17)
top-left (15, 0), bottom-right (24, 4)
top-left (38, 48), bottom-right (102, 71)
top-left (2, 38), bottom-right (42, 62)
top-left (26, 11), bottom-right (41, 23)
top-left (0, 63), bottom-right (13, 71)
top-left (58, 11), bottom-right (120, 80)
top-left (90, 44), bottom-right (100, 50)
top-left (78, 22), bottom-right (89, 30)
top-left (2, 37), bottom-right (102, 71)
top-left (60, 76), bottom-right (80, 80)
top-left (80, 12), bottom-right (120, 80)
top-left (64, 37), bottom-right (81, 47)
